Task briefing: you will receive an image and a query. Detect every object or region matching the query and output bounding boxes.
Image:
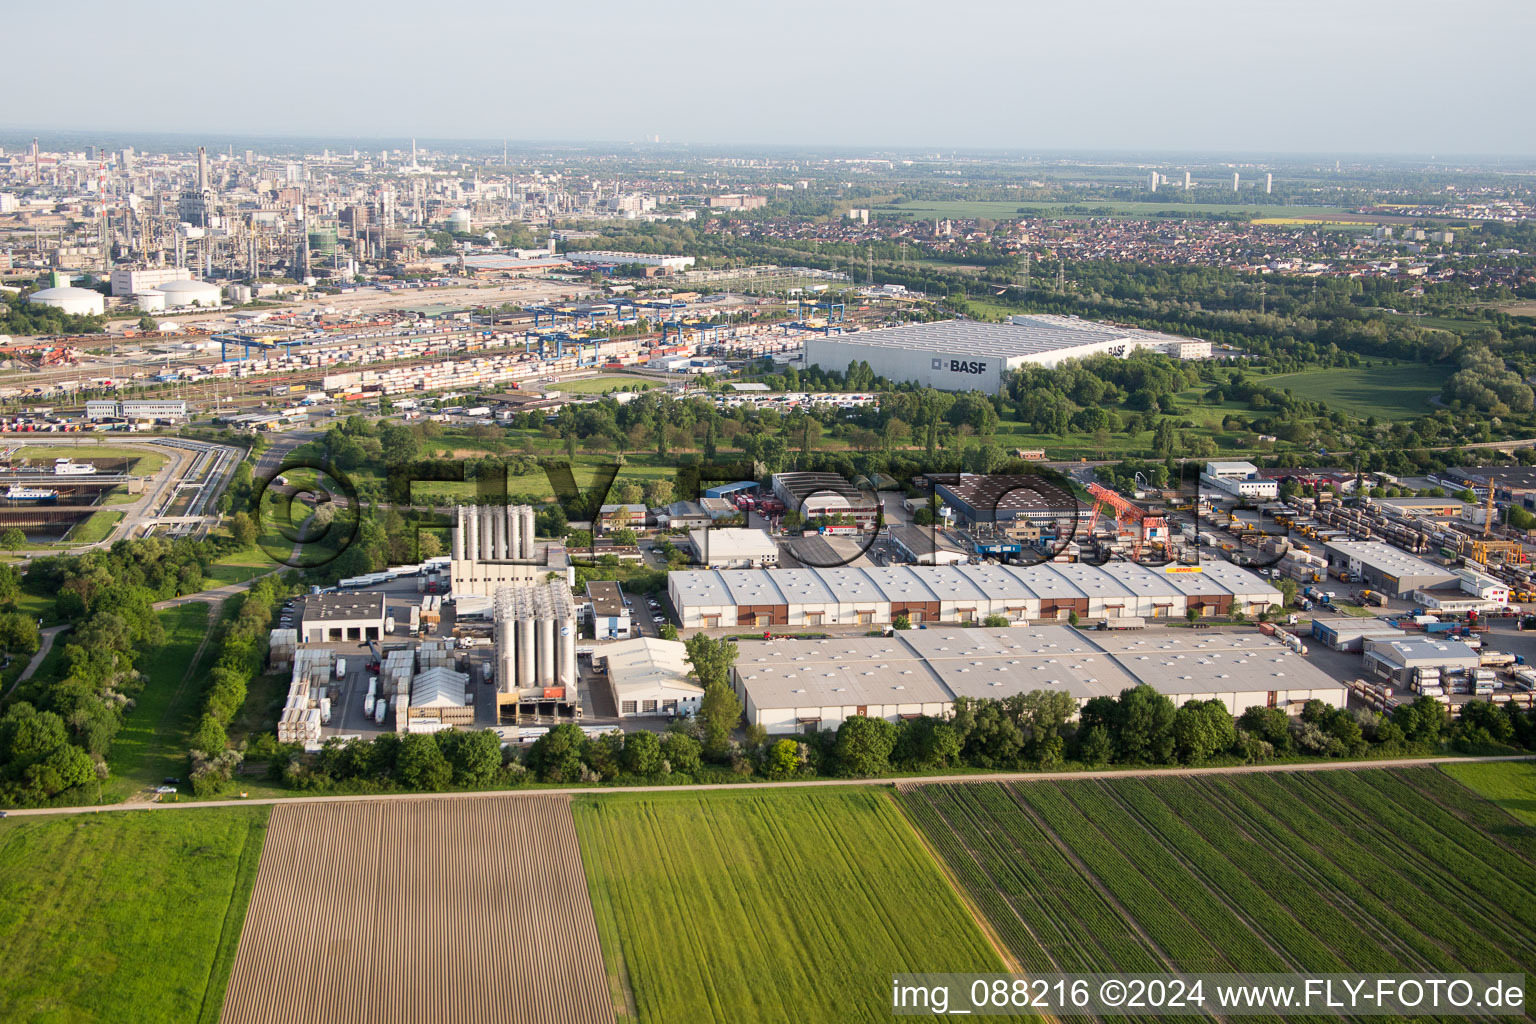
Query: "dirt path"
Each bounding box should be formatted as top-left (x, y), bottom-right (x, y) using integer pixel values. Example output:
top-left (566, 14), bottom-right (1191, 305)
top-left (8, 624), bottom-right (69, 695)
top-left (3, 753), bottom-right (1531, 819)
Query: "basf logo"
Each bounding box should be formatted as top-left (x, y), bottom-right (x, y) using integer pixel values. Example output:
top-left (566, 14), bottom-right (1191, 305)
top-left (933, 357), bottom-right (987, 375)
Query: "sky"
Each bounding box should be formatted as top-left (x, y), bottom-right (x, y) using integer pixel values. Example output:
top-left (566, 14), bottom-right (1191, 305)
top-left (8, 0), bottom-right (1534, 155)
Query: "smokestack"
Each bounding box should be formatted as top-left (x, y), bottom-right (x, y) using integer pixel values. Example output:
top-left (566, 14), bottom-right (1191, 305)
top-left (197, 146), bottom-right (208, 192)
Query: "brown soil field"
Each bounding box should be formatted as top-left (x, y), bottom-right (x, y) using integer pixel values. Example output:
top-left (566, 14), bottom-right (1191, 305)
top-left (220, 795), bottom-right (614, 1024)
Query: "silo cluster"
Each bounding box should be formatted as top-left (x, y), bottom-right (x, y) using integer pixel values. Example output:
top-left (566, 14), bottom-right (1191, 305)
top-left (453, 504), bottom-right (536, 562)
top-left (492, 581), bottom-right (578, 694)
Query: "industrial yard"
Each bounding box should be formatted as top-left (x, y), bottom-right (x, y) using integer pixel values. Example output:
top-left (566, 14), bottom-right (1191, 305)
top-left (220, 796), bottom-right (614, 1024)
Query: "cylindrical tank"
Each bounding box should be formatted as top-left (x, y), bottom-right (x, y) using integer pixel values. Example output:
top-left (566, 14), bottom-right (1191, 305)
top-left (451, 520), bottom-right (464, 561)
top-left (307, 227), bottom-right (338, 257)
top-left (517, 616), bottom-right (535, 689)
top-left (495, 619), bottom-right (514, 692)
top-left (135, 290), bottom-right (166, 312)
top-left (560, 615), bottom-right (577, 686)
top-left (466, 506), bottom-right (479, 561)
top-left (520, 506), bottom-right (536, 558)
top-left (537, 615), bottom-right (555, 687)
top-left (225, 283), bottom-right (253, 304)
top-left (493, 509), bottom-right (506, 561)
top-left (506, 507), bottom-right (520, 562)
top-left (447, 209), bottom-right (472, 233)
top-left (480, 507), bottom-right (494, 560)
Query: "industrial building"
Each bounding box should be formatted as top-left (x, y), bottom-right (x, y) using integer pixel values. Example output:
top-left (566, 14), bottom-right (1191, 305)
top-left (585, 580), bottom-right (631, 640)
top-left (732, 627), bottom-right (1345, 734)
top-left (888, 523), bottom-right (970, 565)
top-left (771, 472), bottom-right (880, 526)
top-left (668, 561), bottom-right (1281, 629)
top-left (564, 251), bottom-right (696, 271)
top-left (686, 528), bottom-right (780, 568)
top-left (492, 580), bottom-right (580, 723)
top-left (1362, 636), bottom-right (1481, 687)
top-left (597, 637), bottom-right (705, 718)
top-left (1310, 619), bottom-right (1406, 652)
top-left (1200, 462), bottom-right (1279, 500)
top-left (109, 266), bottom-right (191, 297)
top-left (1322, 541), bottom-right (1457, 597)
top-left (84, 399), bottom-right (188, 422)
top-left (802, 315), bottom-right (1210, 394)
top-left (933, 473), bottom-right (1086, 524)
top-left (298, 593), bottom-right (386, 643)
top-left (1367, 496), bottom-right (1468, 519)
top-left (450, 503), bottom-right (548, 597)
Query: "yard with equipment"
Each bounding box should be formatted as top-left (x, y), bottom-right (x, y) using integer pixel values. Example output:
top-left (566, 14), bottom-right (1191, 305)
top-left (0, 807), bottom-right (269, 1024)
top-left (574, 787), bottom-right (1019, 1024)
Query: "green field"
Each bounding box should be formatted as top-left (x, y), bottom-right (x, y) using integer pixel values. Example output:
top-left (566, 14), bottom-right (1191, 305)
top-left (1442, 761), bottom-right (1536, 826)
top-left (0, 807), bottom-right (269, 1024)
top-left (875, 199), bottom-right (1363, 222)
top-left (902, 768), bottom-right (1536, 981)
top-left (1264, 362), bottom-right (1444, 421)
top-left (574, 788), bottom-right (1015, 1023)
top-left (102, 603), bottom-right (219, 802)
top-left (62, 509), bottom-right (122, 546)
top-left (548, 375), bottom-right (655, 395)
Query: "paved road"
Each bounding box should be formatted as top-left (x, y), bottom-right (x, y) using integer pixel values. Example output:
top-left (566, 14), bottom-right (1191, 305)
top-left (2, 753), bottom-right (1528, 819)
top-left (14, 625), bottom-right (69, 685)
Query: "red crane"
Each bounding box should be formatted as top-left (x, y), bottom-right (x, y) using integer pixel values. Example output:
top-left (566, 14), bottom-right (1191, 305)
top-left (1085, 482), bottom-right (1168, 562)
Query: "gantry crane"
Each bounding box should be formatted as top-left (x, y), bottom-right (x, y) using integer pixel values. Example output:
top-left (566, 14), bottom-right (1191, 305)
top-left (1085, 482), bottom-right (1168, 562)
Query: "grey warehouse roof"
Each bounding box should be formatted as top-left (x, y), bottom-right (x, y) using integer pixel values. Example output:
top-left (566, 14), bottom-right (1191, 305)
top-left (301, 593), bottom-right (386, 622)
top-left (827, 317), bottom-right (1189, 360)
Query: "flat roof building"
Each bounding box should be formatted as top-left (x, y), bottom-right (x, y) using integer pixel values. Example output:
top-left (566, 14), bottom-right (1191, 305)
top-left (1362, 636), bottom-right (1480, 687)
top-left (669, 562), bottom-right (1280, 630)
top-left (888, 523), bottom-right (970, 565)
top-left (299, 593), bottom-right (386, 643)
top-left (687, 528), bottom-right (780, 568)
top-left (804, 314), bottom-right (1209, 394)
top-left (771, 472), bottom-right (880, 525)
top-left (733, 627), bottom-right (1344, 734)
top-left (1322, 540), bottom-right (1457, 597)
top-left (585, 580), bottom-right (631, 640)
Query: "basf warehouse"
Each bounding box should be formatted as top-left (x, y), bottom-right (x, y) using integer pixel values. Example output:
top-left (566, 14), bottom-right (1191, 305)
top-left (803, 314), bottom-right (1210, 393)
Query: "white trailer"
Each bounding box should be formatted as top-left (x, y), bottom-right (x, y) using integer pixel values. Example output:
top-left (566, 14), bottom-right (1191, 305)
top-left (335, 657), bottom-right (347, 680)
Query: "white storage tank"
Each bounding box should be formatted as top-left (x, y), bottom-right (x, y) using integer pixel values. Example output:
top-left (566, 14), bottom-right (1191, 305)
top-left (28, 286), bottom-right (105, 316)
top-left (135, 290), bottom-right (167, 312)
top-left (156, 278), bottom-right (223, 308)
top-left (225, 283), bottom-right (253, 304)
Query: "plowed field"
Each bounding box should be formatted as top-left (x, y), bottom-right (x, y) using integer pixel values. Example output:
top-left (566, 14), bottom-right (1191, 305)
top-left (221, 795), bottom-right (614, 1024)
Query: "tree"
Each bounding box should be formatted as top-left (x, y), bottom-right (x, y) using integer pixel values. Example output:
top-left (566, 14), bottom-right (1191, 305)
top-left (137, 315), bottom-right (157, 333)
top-left (643, 480), bottom-right (673, 507)
top-left (698, 683), bottom-right (743, 757)
top-left (621, 730), bottom-right (664, 775)
top-left (0, 527), bottom-right (26, 554)
top-left (439, 729), bottom-right (501, 787)
top-left (228, 512), bottom-right (258, 548)
top-left (684, 634), bottom-right (737, 689)
top-left (1116, 685), bottom-right (1177, 764)
top-left (1173, 699), bottom-right (1235, 764)
top-left (658, 622), bottom-right (678, 641)
top-left (396, 733), bottom-right (452, 790)
top-left (660, 732), bottom-right (702, 775)
top-left (763, 738), bottom-right (805, 779)
top-left (834, 715), bottom-right (896, 777)
top-left (1077, 724), bottom-right (1113, 766)
top-left (893, 613), bottom-right (912, 630)
top-left (983, 614), bottom-right (1011, 628)
top-left (893, 716), bottom-right (962, 771)
top-left (528, 722), bottom-right (586, 782)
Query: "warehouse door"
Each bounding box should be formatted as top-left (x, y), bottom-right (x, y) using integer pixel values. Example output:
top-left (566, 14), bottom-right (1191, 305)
top-left (806, 613), bottom-right (824, 626)
top-left (702, 616), bottom-right (719, 628)
top-left (855, 706), bottom-right (868, 717)
top-left (754, 613), bottom-right (771, 627)
top-left (1267, 691), bottom-right (1277, 708)
top-left (855, 611), bottom-right (873, 625)
top-left (908, 610), bottom-right (924, 624)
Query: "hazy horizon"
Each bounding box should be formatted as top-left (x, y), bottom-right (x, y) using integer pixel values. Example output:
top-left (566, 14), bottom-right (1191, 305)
top-left (8, 0), bottom-right (1536, 156)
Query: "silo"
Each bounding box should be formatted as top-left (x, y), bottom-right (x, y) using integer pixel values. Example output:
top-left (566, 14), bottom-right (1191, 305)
top-left (479, 507), bottom-right (494, 559)
top-left (465, 507), bottom-right (479, 561)
top-left (506, 506), bottom-right (521, 561)
top-left (559, 614), bottom-right (576, 686)
top-left (520, 506), bottom-right (536, 558)
top-left (452, 506), bottom-right (465, 560)
top-left (493, 509), bottom-right (506, 560)
top-left (537, 614), bottom-right (555, 687)
top-left (517, 616), bottom-right (535, 689)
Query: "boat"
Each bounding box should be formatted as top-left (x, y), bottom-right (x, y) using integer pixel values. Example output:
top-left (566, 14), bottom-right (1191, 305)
top-left (5, 485), bottom-right (57, 502)
top-left (53, 458), bottom-right (97, 476)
